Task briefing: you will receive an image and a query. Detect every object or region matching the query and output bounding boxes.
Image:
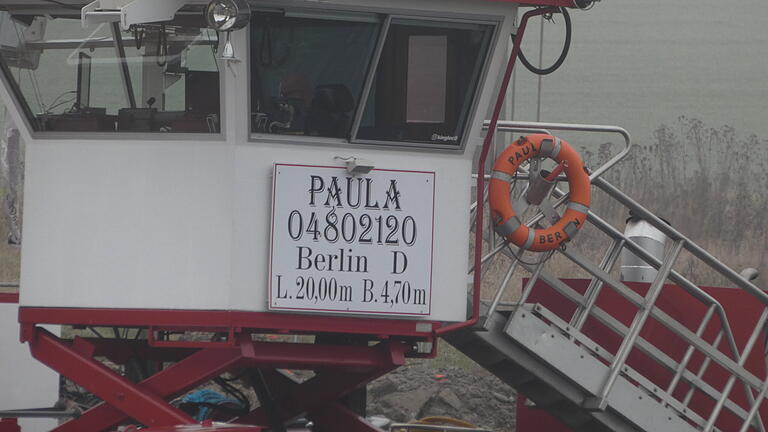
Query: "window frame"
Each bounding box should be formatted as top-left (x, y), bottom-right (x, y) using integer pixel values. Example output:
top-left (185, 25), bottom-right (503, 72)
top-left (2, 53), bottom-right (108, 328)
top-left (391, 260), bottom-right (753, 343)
top-left (0, 11), bottom-right (227, 141)
top-left (247, 4), bottom-right (502, 152)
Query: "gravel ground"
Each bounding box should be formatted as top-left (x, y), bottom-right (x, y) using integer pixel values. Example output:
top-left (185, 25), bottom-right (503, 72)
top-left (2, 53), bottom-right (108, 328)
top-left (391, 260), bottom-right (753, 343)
top-left (368, 360), bottom-right (517, 432)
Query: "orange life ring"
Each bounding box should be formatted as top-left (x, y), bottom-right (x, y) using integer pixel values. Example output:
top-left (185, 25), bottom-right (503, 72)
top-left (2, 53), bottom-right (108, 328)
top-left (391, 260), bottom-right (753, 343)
top-left (489, 134), bottom-right (591, 252)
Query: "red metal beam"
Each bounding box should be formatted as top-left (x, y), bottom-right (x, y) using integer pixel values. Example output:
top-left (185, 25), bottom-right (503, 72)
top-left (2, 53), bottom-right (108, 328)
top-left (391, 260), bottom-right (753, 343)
top-left (240, 339), bottom-right (410, 372)
top-left (0, 419), bottom-right (20, 432)
top-left (516, 0), bottom-right (577, 6)
top-left (52, 348), bottom-right (242, 432)
top-left (58, 336), bottom-right (408, 371)
top-left (0, 292), bottom-right (18, 304)
top-left (142, 425), bottom-right (264, 432)
top-left (19, 308), bottom-right (438, 338)
top-left (237, 371), bottom-right (385, 425)
top-left (27, 328), bottom-right (196, 429)
top-left (52, 346), bottom-right (244, 432)
top-left (88, 338), bottom-right (195, 364)
top-left (436, 5), bottom-right (560, 336)
top-left (236, 341), bottom-right (407, 425)
top-left (47, 333), bottom-right (409, 431)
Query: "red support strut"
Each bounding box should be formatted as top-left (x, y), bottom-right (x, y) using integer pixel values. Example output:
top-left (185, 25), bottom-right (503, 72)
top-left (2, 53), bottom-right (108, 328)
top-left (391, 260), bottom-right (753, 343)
top-left (27, 328), bottom-right (196, 429)
top-left (235, 341), bottom-right (407, 426)
top-left (0, 419), bottom-right (20, 432)
top-left (52, 347), bottom-right (245, 432)
top-left (22, 324), bottom-right (412, 432)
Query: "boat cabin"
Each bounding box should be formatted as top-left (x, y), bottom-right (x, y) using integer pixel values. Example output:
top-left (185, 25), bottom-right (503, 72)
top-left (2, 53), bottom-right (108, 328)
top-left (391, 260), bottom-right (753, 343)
top-left (0, 0), bottom-right (531, 327)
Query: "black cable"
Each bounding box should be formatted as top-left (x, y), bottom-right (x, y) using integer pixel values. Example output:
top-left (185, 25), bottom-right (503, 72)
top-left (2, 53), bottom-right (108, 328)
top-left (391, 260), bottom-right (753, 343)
top-left (513, 7), bottom-right (571, 76)
top-left (247, 369), bottom-right (286, 432)
top-left (213, 376), bottom-right (251, 413)
top-left (218, 372), bottom-right (245, 382)
top-left (88, 326), bottom-right (106, 338)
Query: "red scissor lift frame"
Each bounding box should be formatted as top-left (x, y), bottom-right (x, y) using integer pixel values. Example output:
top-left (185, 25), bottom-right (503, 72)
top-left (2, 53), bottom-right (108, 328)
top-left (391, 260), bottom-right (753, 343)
top-left (17, 310), bottom-right (426, 432)
top-left (4, 2), bottom-right (575, 431)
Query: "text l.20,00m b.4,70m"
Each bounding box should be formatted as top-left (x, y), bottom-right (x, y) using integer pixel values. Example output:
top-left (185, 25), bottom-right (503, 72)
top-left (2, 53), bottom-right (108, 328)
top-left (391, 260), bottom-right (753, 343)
top-left (274, 276), bottom-right (427, 309)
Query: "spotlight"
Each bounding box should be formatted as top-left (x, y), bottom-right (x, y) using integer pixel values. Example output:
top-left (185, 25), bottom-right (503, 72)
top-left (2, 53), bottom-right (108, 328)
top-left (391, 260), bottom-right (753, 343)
top-left (574, 0), bottom-right (596, 9)
top-left (205, 0), bottom-right (251, 32)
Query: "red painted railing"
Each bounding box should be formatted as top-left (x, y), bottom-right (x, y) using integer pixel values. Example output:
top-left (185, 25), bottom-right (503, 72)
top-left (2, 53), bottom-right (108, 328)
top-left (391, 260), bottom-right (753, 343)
top-left (0, 292), bottom-right (18, 304)
top-left (436, 5), bottom-right (561, 335)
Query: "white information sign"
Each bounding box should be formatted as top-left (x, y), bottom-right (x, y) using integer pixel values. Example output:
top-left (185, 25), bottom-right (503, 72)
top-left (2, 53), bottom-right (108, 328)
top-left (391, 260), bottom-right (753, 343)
top-left (269, 164), bottom-right (435, 316)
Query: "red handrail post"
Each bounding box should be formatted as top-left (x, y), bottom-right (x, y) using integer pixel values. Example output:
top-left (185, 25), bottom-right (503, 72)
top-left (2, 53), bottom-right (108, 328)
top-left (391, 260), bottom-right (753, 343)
top-left (437, 6), bottom-right (562, 336)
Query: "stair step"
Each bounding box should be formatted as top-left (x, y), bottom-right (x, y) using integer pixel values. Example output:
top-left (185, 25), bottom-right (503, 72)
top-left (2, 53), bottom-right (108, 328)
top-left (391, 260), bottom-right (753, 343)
top-left (444, 306), bottom-right (702, 432)
top-left (504, 308), bottom-right (698, 432)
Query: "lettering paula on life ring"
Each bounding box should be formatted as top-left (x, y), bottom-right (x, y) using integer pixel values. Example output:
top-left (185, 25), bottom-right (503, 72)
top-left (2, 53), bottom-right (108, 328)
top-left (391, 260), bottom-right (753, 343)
top-left (488, 134), bottom-right (591, 252)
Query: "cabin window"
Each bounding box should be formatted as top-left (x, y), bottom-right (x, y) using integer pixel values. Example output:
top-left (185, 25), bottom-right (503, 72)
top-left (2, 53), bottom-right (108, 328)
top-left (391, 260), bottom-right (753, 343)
top-left (249, 11), bottom-right (495, 148)
top-left (355, 20), bottom-right (492, 146)
top-left (250, 13), bottom-right (380, 138)
top-left (0, 11), bottom-right (221, 133)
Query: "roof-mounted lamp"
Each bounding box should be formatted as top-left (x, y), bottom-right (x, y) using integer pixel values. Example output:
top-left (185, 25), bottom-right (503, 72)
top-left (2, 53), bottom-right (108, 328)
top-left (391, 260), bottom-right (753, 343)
top-left (205, 0), bottom-right (251, 61)
top-left (573, 0), bottom-right (598, 10)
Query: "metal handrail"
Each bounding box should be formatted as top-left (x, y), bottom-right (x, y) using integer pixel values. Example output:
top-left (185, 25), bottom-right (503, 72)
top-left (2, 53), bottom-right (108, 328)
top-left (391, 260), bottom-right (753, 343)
top-left (585, 240), bottom-right (685, 410)
top-left (593, 177), bottom-right (768, 305)
top-left (511, 260), bottom-right (756, 429)
top-left (484, 121), bottom-right (632, 182)
top-left (470, 120), bottom-right (768, 431)
top-left (474, 121), bottom-right (631, 315)
top-left (583, 178), bottom-right (768, 429)
top-left (574, 201), bottom-right (766, 430)
top-left (474, 125), bottom-right (743, 348)
top-left (471, 122), bottom-right (628, 275)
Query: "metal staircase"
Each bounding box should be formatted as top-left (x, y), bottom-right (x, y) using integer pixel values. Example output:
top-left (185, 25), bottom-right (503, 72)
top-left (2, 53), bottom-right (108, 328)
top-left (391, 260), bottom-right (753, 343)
top-left (447, 121), bottom-right (768, 432)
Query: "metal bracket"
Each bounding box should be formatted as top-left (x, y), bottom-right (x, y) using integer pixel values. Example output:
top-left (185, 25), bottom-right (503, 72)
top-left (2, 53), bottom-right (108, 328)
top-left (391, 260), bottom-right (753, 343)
top-left (529, 157), bottom-right (542, 182)
top-left (511, 196), bottom-right (529, 221)
top-left (82, 0), bottom-right (185, 30)
top-left (538, 199), bottom-right (560, 226)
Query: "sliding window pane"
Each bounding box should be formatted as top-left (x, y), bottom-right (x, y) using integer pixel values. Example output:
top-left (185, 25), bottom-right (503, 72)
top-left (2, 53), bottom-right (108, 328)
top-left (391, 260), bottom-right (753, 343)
top-left (356, 20), bottom-right (492, 146)
top-left (0, 11), bottom-right (221, 133)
